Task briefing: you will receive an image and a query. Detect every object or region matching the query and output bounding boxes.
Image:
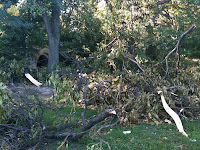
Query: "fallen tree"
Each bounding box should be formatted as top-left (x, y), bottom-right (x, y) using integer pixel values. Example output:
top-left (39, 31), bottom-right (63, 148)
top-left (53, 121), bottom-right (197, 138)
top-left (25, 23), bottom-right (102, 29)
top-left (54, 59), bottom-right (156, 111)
top-left (0, 25), bottom-right (199, 149)
top-left (0, 79), bottom-right (117, 150)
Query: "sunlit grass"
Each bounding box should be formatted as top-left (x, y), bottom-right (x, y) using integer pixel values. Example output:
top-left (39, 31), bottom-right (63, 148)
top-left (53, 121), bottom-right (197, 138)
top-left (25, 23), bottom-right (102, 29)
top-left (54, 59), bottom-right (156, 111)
top-left (100, 120), bottom-right (200, 150)
top-left (39, 107), bottom-right (200, 150)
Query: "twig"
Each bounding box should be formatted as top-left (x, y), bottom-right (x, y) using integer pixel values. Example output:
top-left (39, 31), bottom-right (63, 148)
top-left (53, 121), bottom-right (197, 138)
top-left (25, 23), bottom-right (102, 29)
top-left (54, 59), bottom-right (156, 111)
top-left (97, 119), bottom-right (119, 133)
top-left (123, 55), bottom-right (144, 72)
top-left (97, 80), bottom-right (112, 99)
top-left (104, 38), bottom-right (119, 50)
top-left (0, 124), bottom-right (30, 131)
top-left (28, 142), bottom-right (40, 150)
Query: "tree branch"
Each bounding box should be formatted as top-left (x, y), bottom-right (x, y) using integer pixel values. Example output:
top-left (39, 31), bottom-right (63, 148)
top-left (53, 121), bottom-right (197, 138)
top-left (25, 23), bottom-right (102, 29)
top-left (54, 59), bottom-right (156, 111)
top-left (45, 109), bottom-right (116, 140)
top-left (122, 55), bottom-right (144, 72)
top-left (156, 0), bottom-right (171, 5)
top-left (162, 25), bottom-right (195, 80)
top-left (97, 119), bottom-right (119, 133)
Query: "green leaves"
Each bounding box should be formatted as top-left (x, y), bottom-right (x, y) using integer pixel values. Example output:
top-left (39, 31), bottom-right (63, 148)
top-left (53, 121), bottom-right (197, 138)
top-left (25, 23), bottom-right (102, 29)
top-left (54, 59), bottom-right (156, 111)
top-left (0, 82), bottom-right (9, 123)
top-left (48, 74), bottom-right (81, 104)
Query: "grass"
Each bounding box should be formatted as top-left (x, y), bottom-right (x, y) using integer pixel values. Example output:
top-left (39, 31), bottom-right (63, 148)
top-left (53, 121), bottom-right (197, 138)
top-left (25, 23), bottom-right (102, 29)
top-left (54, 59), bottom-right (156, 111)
top-left (38, 106), bottom-right (200, 150)
top-left (99, 120), bottom-right (200, 150)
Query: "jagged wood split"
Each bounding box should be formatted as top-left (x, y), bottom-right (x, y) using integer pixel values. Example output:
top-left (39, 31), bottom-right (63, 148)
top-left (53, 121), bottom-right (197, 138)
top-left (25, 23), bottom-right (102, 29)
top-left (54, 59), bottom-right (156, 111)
top-left (25, 73), bottom-right (43, 87)
top-left (158, 90), bottom-right (188, 137)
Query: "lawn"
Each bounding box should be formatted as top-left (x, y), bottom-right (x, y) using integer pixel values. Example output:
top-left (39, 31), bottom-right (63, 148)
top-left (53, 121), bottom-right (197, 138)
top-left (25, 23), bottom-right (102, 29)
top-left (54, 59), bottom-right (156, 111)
top-left (38, 107), bottom-right (200, 150)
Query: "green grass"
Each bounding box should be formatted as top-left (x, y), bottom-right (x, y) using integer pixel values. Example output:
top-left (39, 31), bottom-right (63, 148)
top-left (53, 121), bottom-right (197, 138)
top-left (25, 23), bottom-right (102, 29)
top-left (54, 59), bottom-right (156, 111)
top-left (38, 107), bottom-right (200, 150)
top-left (42, 106), bottom-right (97, 124)
top-left (99, 120), bottom-right (200, 150)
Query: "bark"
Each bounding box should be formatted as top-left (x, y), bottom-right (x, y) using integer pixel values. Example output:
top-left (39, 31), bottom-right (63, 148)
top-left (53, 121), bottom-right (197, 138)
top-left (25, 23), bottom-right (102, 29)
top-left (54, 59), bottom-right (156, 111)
top-left (45, 109), bottom-right (116, 140)
top-left (42, 1), bottom-right (61, 72)
top-left (156, 0), bottom-right (171, 5)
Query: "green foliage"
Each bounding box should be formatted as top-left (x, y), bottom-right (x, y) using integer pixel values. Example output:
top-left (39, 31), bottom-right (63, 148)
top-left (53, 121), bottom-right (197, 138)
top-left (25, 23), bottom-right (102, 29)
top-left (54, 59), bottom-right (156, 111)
top-left (0, 56), bottom-right (28, 83)
top-left (1, 95), bottom-right (43, 148)
top-left (0, 3), bottom-right (36, 62)
top-left (0, 1), bottom-right (200, 148)
top-left (91, 0), bottom-right (199, 68)
top-left (0, 82), bottom-right (9, 123)
top-left (85, 59), bottom-right (200, 124)
top-left (48, 74), bottom-right (81, 104)
top-left (177, 5), bottom-right (200, 58)
top-left (60, 1), bottom-right (103, 57)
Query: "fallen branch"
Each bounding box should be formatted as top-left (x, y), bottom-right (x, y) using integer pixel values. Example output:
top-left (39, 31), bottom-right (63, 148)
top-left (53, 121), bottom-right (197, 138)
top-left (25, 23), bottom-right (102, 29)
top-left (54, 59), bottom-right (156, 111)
top-left (153, 25), bottom-right (195, 80)
top-left (163, 25), bottom-right (195, 80)
top-left (45, 109), bottom-right (116, 140)
top-left (176, 25), bottom-right (196, 69)
top-left (158, 91), bottom-right (188, 137)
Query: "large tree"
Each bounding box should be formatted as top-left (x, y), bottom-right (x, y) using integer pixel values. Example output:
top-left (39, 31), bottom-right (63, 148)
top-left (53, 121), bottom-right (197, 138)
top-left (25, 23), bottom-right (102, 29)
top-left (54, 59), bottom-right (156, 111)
top-left (41, 0), bottom-right (61, 72)
top-left (18, 0), bottom-right (62, 72)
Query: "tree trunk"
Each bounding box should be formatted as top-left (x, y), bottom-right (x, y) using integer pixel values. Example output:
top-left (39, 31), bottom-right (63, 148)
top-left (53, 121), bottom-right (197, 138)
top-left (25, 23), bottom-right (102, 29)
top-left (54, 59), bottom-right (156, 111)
top-left (42, 1), bottom-right (61, 72)
top-left (48, 32), bottom-right (60, 72)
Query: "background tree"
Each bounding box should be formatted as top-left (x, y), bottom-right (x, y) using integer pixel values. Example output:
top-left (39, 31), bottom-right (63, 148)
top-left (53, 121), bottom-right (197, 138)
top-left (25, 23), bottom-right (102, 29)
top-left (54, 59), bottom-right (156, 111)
top-left (20, 0), bottom-right (61, 72)
top-left (60, 1), bottom-right (103, 57)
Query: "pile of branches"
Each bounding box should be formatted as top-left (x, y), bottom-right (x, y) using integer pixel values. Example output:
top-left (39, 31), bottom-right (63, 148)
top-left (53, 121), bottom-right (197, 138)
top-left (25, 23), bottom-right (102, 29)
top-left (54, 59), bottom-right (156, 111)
top-left (0, 84), bottom-right (117, 149)
top-left (87, 25), bottom-right (200, 124)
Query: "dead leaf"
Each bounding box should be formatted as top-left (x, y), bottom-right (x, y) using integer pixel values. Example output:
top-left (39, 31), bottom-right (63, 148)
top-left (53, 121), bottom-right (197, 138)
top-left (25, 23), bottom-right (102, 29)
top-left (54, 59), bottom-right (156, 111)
top-left (130, 137), bottom-right (134, 142)
top-left (162, 137), bottom-right (167, 140)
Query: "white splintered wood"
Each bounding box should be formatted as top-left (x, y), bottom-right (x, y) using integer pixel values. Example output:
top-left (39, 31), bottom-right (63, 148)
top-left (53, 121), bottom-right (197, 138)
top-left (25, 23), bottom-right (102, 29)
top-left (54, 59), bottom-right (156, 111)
top-left (158, 91), bottom-right (188, 137)
top-left (25, 73), bottom-right (42, 87)
top-left (109, 110), bottom-right (117, 115)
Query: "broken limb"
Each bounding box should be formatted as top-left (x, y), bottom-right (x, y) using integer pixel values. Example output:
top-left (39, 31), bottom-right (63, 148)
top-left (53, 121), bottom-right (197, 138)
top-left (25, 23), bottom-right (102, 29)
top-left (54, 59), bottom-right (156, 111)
top-left (24, 67), bottom-right (42, 86)
top-left (97, 118), bottom-right (119, 133)
top-left (152, 25), bottom-right (195, 80)
top-left (158, 91), bottom-right (188, 137)
top-left (25, 73), bottom-right (43, 87)
top-left (163, 25), bottom-right (195, 80)
top-left (45, 109), bottom-right (117, 140)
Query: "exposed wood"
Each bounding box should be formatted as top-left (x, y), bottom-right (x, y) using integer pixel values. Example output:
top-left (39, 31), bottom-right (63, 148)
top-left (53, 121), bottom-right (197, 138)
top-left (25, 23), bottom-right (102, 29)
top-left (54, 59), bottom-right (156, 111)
top-left (158, 91), bottom-right (188, 137)
top-left (25, 73), bottom-right (42, 87)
